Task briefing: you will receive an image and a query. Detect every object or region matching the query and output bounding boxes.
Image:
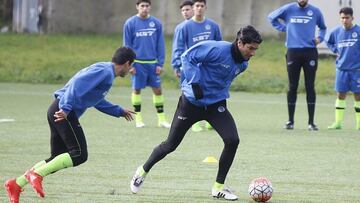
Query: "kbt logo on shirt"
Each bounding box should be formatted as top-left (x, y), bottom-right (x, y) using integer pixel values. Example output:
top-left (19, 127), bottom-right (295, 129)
top-left (192, 31), bottom-right (211, 42)
top-left (136, 28), bottom-right (156, 37)
top-left (290, 16), bottom-right (312, 24)
top-left (338, 38), bottom-right (358, 48)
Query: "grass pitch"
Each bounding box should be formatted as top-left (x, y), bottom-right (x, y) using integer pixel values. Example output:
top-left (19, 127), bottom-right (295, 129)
top-left (0, 83), bottom-right (359, 203)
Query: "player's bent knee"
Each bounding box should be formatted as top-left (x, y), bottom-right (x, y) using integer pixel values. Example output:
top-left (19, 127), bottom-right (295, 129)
top-left (69, 149), bottom-right (88, 166)
top-left (223, 136), bottom-right (239, 148)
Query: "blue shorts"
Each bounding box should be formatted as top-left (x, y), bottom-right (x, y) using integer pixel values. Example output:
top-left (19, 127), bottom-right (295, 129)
top-left (335, 69), bottom-right (360, 93)
top-left (132, 63), bottom-right (161, 90)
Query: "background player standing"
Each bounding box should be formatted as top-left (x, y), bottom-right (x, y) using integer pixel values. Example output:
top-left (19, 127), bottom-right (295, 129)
top-left (325, 7), bottom-right (360, 130)
top-left (172, 0), bottom-right (194, 78)
top-left (171, 0), bottom-right (222, 132)
top-left (123, 0), bottom-right (171, 128)
top-left (268, 0), bottom-right (327, 130)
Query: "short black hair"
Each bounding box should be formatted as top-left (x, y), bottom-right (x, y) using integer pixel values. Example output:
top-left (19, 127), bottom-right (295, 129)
top-left (112, 47), bottom-right (136, 65)
top-left (236, 25), bottom-right (262, 44)
top-left (192, 0), bottom-right (206, 5)
top-left (339, 7), bottom-right (353, 16)
top-left (136, 0), bottom-right (151, 5)
top-left (180, 1), bottom-right (193, 9)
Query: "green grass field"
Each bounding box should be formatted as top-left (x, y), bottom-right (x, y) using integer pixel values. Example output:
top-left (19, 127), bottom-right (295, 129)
top-left (0, 33), bottom-right (336, 94)
top-left (1, 83), bottom-right (359, 203)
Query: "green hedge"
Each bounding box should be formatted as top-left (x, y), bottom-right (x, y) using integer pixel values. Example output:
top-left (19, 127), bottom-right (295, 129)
top-left (0, 33), bottom-right (336, 94)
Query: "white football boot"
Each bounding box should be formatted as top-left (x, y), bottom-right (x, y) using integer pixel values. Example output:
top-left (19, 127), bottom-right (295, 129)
top-left (130, 166), bottom-right (146, 194)
top-left (212, 186), bottom-right (238, 201)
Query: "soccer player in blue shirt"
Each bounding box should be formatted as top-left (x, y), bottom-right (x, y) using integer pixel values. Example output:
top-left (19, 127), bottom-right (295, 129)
top-left (325, 7), bottom-right (360, 130)
top-left (123, 0), bottom-right (171, 129)
top-left (130, 26), bottom-right (262, 201)
top-left (171, 0), bottom-right (222, 132)
top-left (268, 0), bottom-right (327, 131)
top-left (4, 47), bottom-right (136, 203)
top-left (172, 0), bottom-right (194, 79)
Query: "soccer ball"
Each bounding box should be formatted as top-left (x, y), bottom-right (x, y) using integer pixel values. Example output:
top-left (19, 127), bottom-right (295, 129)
top-left (248, 177), bottom-right (273, 202)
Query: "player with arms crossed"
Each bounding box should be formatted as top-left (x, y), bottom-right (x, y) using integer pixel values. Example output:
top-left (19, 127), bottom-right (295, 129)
top-left (4, 47), bottom-right (136, 203)
top-left (130, 25), bottom-right (262, 201)
top-left (325, 7), bottom-right (360, 130)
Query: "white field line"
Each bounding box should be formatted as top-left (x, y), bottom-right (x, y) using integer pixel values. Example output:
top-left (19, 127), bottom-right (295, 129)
top-left (0, 90), bottom-right (334, 107)
top-left (0, 118), bottom-right (15, 123)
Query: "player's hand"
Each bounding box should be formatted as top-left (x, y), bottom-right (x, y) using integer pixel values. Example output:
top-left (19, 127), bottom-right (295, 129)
top-left (155, 66), bottom-right (162, 75)
top-left (54, 109), bottom-right (67, 122)
top-left (314, 38), bottom-right (321, 45)
top-left (174, 69), bottom-right (181, 78)
top-left (129, 67), bottom-right (136, 75)
top-left (122, 109), bottom-right (136, 121)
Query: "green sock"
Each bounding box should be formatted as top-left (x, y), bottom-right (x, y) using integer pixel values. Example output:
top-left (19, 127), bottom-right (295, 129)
top-left (35, 153), bottom-right (73, 177)
top-left (131, 93), bottom-right (141, 107)
top-left (16, 160), bottom-right (47, 188)
top-left (335, 99), bottom-right (346, 124)
top-left (139, 166), bottom-right (147, 177)
top-left (153, 95), bottom-right (166, 121)
top-left (153, 94), bottom-right (164, 107)
top-left (355, 101), bottom-right (360, 129)
top-left (213, 182), bottom-right (224, 190)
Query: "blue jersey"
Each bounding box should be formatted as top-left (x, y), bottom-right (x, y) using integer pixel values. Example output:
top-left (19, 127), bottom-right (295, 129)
top-left (123, 15), bottom-right (165, 67)
top-left (268, 2), bottom-right (326, 48)
top-left (171, 20), bottom-right (189, 70)
top-left (171, 18), bottom-right (222, 70)
top-left (181, 40), bottom-right (248, 106)
top-left (325, 25), bottom-right (360, 70)
top-left (54, 62), bottom-right (124, 118)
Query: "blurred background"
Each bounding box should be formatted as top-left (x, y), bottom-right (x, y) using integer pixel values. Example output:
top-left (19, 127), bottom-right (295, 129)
top-left (0, 0), bottom-right (356, 37)
top-left (0, 0), bottom-right (358, 93)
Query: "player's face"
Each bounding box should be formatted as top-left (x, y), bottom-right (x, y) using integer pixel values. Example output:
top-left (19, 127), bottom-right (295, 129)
top-left (238, 41), bottom-right (259, 60)
top-left (117, 61), bottom-right (133, 77)
top-left (136, 2), bottom-right (151, 18)
top-left (181, 5), bottom-right (194, 20)
top-left (340, 13), bottom-right (353, 30)
top-left (297, 0), bottom-right (308, 7)
top-left (193, 2), bottom-right (206, 17)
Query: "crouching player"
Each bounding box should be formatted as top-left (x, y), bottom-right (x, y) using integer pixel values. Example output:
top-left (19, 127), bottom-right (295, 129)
top-left (4, 47), bottom-right (136, 203)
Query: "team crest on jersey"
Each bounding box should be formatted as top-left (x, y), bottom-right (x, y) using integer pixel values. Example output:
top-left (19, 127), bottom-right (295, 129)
top-left (352, 32), bottom-right (358, 38)
top-left (307, 10), bottom-right (313, 16)
top-left (218, 106), bottom-right (226, 113)
top-left (149, 21), bottom-right (155, 27)
top-left (205, 24), bottom-right (211, 30)
top-left (309, 60), bottom-right (316, 66)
